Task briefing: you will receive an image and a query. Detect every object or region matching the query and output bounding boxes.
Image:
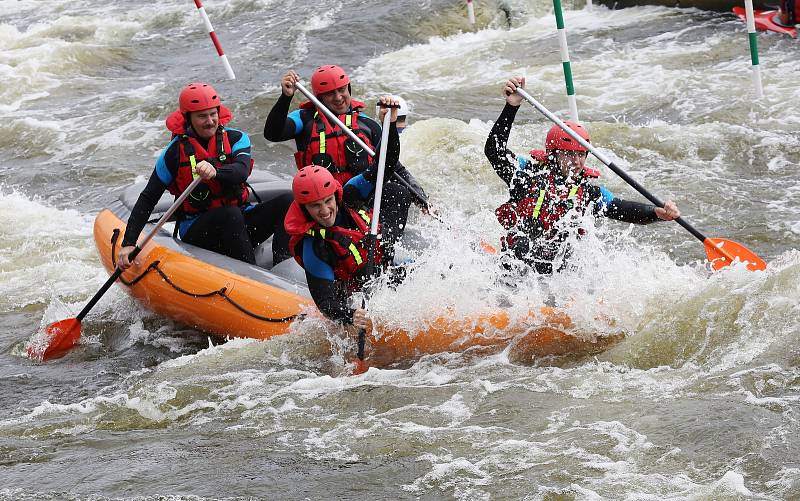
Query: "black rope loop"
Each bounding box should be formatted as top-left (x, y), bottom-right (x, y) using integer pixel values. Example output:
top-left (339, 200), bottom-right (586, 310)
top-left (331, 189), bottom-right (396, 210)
top-left (110, 229), bottom-right (297, 323)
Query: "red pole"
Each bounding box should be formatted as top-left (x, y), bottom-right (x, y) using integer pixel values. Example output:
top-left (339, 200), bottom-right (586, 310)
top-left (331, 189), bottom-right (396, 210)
top-left (192, 0), bottom-right (235, 80)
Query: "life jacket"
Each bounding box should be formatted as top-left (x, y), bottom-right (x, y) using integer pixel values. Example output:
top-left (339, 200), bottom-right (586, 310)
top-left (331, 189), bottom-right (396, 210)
top-left (495, 151), bottom-right (599, 248)
top-left (284, 201), bottom-right (382, 284)
top-left (164, 107), bottom-right (252, 216)
top-left (293, 99), bottom-right (374, 185)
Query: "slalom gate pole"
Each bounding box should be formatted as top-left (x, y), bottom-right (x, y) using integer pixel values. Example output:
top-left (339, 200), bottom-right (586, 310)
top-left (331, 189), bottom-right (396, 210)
top-left (467, 0), bottom-right (476, 24)
top-left (553, 0), bottom-right (579, 121)
top-left (743, 0), bottom-right (764, 98)
top-left (193, 0), bottom-right (236, 80)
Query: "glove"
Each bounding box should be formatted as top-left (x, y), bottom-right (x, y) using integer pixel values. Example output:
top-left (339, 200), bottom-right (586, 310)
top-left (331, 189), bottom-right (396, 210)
top-left (342, 183), bottom-right (363, 208)
top-left (363, 160), bottom-right (396, 186)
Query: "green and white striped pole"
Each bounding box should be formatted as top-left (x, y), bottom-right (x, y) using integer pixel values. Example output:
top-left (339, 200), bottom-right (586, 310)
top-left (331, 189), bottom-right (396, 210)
top-left (743, 0), bottom-right (764, 98)
top-left (467, 0), bottom-right (476, 25)
top-left (553, 0), bottom-right (579, 121)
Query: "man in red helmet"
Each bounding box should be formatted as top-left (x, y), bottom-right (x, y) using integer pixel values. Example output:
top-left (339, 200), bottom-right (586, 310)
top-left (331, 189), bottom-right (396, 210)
top-left (284, 103), bottom-right (404, 326)
top-left (263, 66), bottom-right (425, 210)
top-left (485, 76), bottom-right (680, 275)
top-left (118, 82), bottom-right (293, 270)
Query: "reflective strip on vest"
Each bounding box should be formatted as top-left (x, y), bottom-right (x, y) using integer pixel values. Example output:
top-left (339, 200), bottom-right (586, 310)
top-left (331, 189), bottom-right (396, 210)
top-left (189, 154), bottom-right (198, 179)
top-left (306, 226), bottom-right (364, 266)
top-left (357, 209), bottom-right (371, 226)
top-left (531, 185), bottom-right (579, 218)
top-left (349, 243), bottom-right (363, 265)
top-left (318, 112), bottom-right (353, 155)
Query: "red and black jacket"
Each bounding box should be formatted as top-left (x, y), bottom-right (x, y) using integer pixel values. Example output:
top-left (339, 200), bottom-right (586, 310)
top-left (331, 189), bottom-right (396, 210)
top-left (291, 99), bottom-right (375, 185)
top-left (284, 199), bottom-right (383, 323)
top-left (165, 110), bottom-right (252, 216)
top-left (284, 200), bottom-right (381, 285)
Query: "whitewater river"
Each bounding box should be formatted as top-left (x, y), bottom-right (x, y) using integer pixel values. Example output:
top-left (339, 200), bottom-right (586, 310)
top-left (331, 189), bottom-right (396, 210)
top-left (1, 0), bottom-right (799, 499)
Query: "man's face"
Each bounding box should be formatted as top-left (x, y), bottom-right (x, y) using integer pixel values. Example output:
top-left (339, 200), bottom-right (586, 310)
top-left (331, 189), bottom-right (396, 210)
top-left (304, 194), bottom-right (338, 228)
top-left (555, 150), bottom-right (588, 179)
top-left (318, 86), bottom-right (351, 115)
top-left (189, 107), bottom-right (219, 140)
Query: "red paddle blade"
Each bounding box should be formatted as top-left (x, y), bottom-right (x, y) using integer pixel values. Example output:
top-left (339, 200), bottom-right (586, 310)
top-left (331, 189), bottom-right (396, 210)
top-left (350, 358), bottom-right (368, 375)
top-left (27, 318), bottom-right (82, 361)
top-left (479, 239), bottom-right (498, 255)
top-left (704, 238), bottom-right (767, 272)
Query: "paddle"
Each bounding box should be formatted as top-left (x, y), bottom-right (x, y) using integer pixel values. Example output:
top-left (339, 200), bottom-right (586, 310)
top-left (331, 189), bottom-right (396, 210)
top-left (514, 87), bottom-right (767, 272)
top-left (28, 176), bottom-right (205, 361)
top-left (351, 103), bottom-right (395, 375)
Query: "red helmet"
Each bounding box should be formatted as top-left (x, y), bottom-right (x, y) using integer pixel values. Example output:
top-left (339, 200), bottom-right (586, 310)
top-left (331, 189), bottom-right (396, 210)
top-left (179, 82), bottom-right (221, 113)
top-left (545, 121), bottom-right (590, 152)
top-left (311, 65), bottom-right (350, 95)
top-left (293, 165), bottom-right (342, 204)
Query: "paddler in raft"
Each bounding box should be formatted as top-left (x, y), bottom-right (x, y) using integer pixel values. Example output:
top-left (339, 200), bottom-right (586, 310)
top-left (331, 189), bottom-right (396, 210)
top-left (284, 98), bottom-right (407, 331)
top-left (118, 82), bottom-right (293, 270)
top-left (263, 65), bottom-right (427, 212)
top-left (485, 76), bottom-right (681, 275)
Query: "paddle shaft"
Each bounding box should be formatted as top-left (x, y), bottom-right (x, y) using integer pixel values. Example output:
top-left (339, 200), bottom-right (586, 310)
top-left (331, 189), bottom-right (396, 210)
top-left (293, 82), bottom-right (430, 208)
top-left (75, 176), bottom-right (204, 322)
top-left (515, 87), bottom-right (740, 262)
top-left (355, 107), bottom-right (393, 362)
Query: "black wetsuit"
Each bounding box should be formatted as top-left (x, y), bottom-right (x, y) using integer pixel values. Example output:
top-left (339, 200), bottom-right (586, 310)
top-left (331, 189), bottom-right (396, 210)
top-left (485, 103), bottom-right (661, 274)
top-left (263, 92), bottom-right (427, 207)
top-left (122, 126), bottom-right (292, 265)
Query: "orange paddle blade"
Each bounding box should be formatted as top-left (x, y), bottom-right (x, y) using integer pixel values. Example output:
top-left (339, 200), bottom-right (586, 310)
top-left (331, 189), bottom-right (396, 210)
top-left (27, 318), bottom-right (82, 361)
top-left (479, 239), bottom-right (498, 255)
top-left (351, 358), bottom-right (368, 375)
top-left (704, 237), bottom-right (767, 272)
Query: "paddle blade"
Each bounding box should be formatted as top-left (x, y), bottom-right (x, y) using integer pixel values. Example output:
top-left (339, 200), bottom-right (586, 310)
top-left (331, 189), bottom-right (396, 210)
top-left (704, 238), bottom-right (767, 272)
top-left (27, 318), bottom-right (82, 361)
top-left (350, 358), bottom-right (368, 375)
top-left (479, 239), bottom-right (498, 255)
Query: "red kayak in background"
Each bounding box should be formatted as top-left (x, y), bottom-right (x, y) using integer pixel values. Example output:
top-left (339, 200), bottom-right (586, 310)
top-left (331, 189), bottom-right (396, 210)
top-left (733, 6), bottom-right (798, 38)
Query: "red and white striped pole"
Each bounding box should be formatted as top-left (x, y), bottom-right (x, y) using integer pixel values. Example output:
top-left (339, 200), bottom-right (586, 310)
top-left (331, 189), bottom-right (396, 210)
top-left (467, 0), bottom-right (476, 24)
top-left (193, 0), bottom-right (236, 80)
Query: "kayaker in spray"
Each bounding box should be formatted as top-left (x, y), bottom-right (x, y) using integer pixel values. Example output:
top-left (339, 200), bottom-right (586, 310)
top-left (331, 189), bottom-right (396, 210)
top-left (485, 76), bottom-right (681, 275)
top-left (263, 65), bottom-right (426, 210)
top-left (284, 100), bottom-right (406, 329)
top-left (118, 82), bottom-right (292, 270)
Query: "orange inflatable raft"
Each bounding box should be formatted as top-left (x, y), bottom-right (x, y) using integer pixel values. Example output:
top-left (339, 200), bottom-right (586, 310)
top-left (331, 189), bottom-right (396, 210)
top-left (96, 172), bottom-right (622, 364)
